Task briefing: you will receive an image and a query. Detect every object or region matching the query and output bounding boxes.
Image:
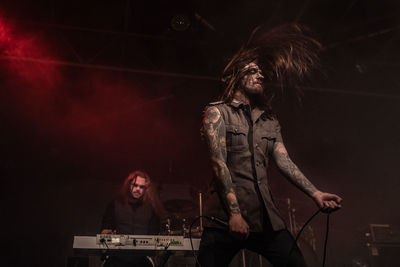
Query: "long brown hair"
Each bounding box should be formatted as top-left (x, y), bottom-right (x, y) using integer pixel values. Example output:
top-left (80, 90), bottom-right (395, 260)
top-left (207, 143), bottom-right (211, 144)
top-left (118, 170), bottom-right (167, 219)
top-left (221, 23), bottom-right (321, 108)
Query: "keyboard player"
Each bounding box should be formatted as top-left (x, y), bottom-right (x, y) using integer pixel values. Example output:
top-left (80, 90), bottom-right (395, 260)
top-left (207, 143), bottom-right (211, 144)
top-left (100, 170), bottom-right (166, 267)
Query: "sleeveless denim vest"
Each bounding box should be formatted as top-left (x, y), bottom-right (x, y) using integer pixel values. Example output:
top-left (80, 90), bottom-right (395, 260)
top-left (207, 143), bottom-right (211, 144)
top-left (203, 100), bottom-right (286, 232)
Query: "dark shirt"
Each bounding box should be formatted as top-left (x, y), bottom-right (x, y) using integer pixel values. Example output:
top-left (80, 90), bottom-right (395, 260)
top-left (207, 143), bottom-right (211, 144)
top-left (203, 100), bottom-right (286, 232)
top-left (101, 195), bottom-right (160, 235)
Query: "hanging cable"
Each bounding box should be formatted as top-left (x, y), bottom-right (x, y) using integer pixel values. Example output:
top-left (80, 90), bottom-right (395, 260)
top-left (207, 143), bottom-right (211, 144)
top-left (322, 213), bottom-right (331, 267)
top-left (286, 209), bottom-right (321, 267)
top-left (190, 211), bottom-right (333, 267)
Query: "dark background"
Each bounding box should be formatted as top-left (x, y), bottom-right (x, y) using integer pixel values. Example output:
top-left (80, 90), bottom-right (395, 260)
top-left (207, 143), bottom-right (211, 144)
top-left (1, 0), bottom-right (399, 266)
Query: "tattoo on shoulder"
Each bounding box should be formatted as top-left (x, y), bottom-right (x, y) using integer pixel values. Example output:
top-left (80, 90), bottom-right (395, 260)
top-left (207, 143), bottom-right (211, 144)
top-left (203, 107), bottom-right (240, 214)
top-left (203, 107), bottom-right (225, 155)
top-left (204, 107), bottom-right (221, 124)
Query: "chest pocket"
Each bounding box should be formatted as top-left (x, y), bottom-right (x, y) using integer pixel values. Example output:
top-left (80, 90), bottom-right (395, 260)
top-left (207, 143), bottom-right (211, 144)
top-left (260, 131), bottom-right (276, 156)
top-left (225, 124), bottom-right (248, 151)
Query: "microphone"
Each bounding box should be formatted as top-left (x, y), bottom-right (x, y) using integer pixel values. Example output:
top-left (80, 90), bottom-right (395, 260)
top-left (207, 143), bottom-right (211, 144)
top-left (209, 216), bottom-right (229, 227)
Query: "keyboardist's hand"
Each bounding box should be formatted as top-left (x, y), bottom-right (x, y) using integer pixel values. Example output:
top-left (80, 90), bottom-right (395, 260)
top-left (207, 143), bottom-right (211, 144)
top-left (101, 229), bottom-right (116, 234)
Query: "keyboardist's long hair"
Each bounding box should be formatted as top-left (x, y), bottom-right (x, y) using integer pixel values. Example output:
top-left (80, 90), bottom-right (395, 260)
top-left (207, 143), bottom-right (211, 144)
top-left (119, 170), bottom-right (167, 219)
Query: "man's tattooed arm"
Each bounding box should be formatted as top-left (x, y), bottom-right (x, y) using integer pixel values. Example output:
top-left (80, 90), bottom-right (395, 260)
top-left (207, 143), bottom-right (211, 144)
top-left (273, 141), bottom-right (318, 196)
top-left (202, 106), bottom-right (241, 215)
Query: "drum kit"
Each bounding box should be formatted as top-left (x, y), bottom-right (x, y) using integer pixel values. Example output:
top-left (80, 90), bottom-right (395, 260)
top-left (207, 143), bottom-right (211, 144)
top-left (159, 184), bottom-right (203, 237)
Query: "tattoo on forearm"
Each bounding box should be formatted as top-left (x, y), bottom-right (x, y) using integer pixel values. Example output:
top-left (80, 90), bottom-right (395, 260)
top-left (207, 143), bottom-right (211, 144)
top-left (203, 107), bottom-right (240, 215)
top-left (226, 193), bottom-right (241, 214)
top-left (274, 142), bottom-right (317, 196)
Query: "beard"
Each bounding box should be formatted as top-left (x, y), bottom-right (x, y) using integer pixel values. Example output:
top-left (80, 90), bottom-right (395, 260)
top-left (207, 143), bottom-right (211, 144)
top-left (243, 83), bottom-right (264, 96)
top-left (131, 191), bottom-right (142, 199)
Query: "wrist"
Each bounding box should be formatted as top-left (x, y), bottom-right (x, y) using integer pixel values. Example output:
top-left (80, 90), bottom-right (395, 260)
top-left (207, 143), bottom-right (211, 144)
top-left (229, 211), bottom-right (242, 218)
top-left (311, 190), bottom-right (322, 198)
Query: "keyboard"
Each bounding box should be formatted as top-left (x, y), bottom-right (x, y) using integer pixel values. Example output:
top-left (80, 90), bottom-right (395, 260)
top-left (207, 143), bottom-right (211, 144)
top-left (73, 235), bottom-right (200, 255)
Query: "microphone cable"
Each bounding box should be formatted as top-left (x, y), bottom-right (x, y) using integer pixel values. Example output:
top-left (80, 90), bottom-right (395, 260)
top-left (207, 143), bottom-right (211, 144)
top-left (285, 209), bottom-right (320, 267)
top-left (189, 215), bottom-right (228, 267)
top-left (322, 212), bottom-right (331, 267)
top-left (189, 211), bottom-right (332, 267)
top-left (286, 208), bottom-right (332, 267)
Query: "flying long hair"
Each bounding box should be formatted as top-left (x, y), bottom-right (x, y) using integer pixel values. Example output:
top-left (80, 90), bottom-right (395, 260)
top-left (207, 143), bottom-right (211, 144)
top-left (220, 23), bottom-right (321, 108)
top-left (118, 170), bottom-right (167, 219)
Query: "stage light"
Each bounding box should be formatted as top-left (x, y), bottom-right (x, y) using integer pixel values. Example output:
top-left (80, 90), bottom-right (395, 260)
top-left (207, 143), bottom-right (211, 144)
top-left (170, 14), bottom-right (191, 31)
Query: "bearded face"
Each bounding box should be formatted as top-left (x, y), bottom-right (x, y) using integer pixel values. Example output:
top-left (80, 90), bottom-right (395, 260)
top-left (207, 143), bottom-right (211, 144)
top-left (130, 176), bottom-right (148, 199)
top-left (239, 61), bottom-right (265, 96)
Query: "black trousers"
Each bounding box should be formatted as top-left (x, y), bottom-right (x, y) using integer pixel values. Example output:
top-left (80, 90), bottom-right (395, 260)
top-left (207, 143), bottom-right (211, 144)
top-left (197, 227), bottom-right (308, 267)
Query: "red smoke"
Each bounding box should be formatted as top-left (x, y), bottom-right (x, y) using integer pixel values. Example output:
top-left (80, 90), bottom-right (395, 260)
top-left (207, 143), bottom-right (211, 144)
top-left (0, 18), bottom-right (11, 49)
top-left (0, 17), bottom-right (61, 88)
top-left (1, 15), bottom-right (176, 164)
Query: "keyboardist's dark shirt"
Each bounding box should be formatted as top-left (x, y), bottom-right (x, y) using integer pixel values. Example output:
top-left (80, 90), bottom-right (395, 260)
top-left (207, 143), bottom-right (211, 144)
top-left (101, 195), bottom-right (160, 235)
